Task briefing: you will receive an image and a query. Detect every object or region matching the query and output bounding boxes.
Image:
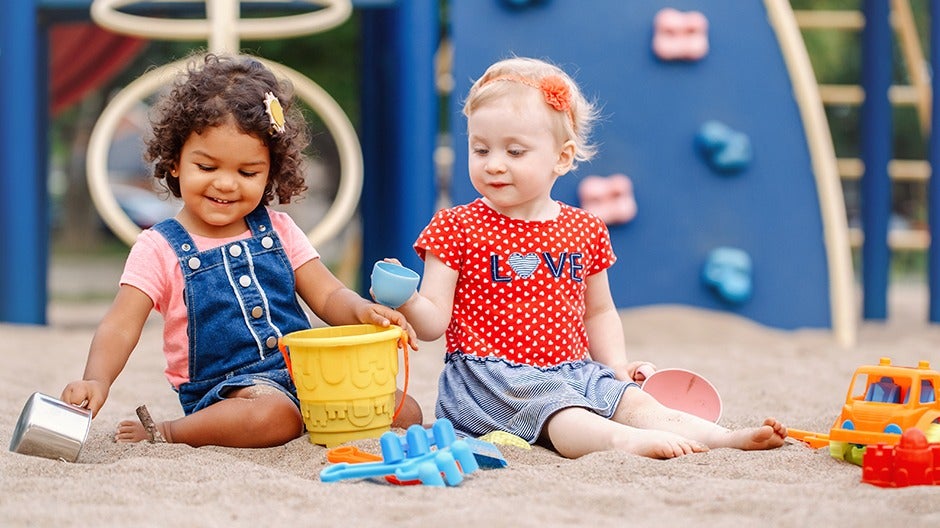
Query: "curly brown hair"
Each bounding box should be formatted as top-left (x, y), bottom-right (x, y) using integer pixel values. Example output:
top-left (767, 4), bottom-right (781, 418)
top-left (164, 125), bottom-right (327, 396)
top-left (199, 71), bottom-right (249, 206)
top-left (145, 53), bottom-right (309, 204)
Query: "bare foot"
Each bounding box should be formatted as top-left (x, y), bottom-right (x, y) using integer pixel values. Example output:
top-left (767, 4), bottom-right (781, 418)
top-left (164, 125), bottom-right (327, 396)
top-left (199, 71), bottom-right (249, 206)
top-left (613, 428), bottom-right (709, 459)
top-left (114, 419), bottom-right (171, 443)
top-left (711, 418), bottom-right (787, 450)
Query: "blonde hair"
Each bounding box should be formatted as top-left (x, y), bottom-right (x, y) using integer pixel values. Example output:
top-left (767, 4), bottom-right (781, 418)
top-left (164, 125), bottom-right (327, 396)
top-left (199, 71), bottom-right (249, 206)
top-left (462, 57), bottom-right (600, 166)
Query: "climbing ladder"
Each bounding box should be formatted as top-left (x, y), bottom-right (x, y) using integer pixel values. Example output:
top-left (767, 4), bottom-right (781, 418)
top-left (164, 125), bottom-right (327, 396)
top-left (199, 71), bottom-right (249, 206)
top-left (793, 1), bottom-right (931, 250)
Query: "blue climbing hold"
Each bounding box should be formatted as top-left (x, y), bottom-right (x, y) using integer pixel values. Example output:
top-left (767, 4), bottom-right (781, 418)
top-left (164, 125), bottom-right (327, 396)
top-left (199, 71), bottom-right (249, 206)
top-left (695, 120), bottom-right (752, 174)
top-left (702, 247), bottom-right (753, 305)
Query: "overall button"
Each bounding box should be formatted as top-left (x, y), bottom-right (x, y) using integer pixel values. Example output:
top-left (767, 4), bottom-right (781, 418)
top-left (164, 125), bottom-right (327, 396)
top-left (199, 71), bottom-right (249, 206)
top-left (239, 275), bottom-right (252, 287)
top-left (229, 244), bottom-right (242, 257)
top-left (251, 306), bottom-right (263, 318)
top-left (181, 243), bottom-right (191, 252)
top-left (188, 257), bottom-right (201, 270)
top-left (265, 336), bottom-right (277, 349)
top-left (261, 236), bottom-right (274, 249)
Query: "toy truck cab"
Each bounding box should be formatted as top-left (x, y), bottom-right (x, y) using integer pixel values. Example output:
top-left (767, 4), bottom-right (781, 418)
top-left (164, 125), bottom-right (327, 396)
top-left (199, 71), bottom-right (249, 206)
top-left (828, 357), bottom-right (940, 464)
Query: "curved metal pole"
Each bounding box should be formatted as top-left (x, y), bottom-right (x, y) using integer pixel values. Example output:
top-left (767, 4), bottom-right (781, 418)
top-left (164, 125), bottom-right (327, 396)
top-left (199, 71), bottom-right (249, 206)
top-left (860, 0), bottom-right (893, 320)
top-left (765, 0), bottom-right (857, 346)
top-left (91, 0), bottom-right (352, 41)
top-left (207, 0), bottom-right (239, 53)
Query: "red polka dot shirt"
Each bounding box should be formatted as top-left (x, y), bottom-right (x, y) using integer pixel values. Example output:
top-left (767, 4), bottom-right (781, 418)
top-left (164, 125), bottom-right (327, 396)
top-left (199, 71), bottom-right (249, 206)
top-left (414, 199), bottom-right (616, 367)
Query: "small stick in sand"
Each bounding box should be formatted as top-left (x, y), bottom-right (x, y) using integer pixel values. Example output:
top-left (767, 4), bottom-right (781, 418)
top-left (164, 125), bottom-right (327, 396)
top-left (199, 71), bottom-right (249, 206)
top-left (135, 405), bottom-right (167, 443)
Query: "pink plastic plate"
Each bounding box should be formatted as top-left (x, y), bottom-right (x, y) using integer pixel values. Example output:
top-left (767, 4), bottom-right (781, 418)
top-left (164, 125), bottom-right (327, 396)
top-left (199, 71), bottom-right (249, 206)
top-left (641, 368), bottom-right (722, 422)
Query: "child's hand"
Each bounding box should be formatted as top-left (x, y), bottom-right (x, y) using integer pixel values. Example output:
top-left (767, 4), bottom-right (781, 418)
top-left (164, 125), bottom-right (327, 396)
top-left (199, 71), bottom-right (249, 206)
top-left (358, 303), bottom-right (419, 351)
top-left (626, 361), bottom-right (656, 383)
top-left (61, 379), bottom-right (109, 418)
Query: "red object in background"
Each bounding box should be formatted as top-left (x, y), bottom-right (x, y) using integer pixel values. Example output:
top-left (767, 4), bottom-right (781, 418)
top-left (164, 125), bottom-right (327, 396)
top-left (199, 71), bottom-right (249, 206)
top-left (862, 428), bottom-right (940, 488)
top-left (49, 22), bottom-right (147, 116)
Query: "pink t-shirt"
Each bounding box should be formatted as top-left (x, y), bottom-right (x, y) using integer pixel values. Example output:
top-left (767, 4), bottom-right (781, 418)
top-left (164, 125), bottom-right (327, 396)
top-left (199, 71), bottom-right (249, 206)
top-left (414, 199), bottom-right (615, 367)
top-left (120, 208), bottom-right (318, 388)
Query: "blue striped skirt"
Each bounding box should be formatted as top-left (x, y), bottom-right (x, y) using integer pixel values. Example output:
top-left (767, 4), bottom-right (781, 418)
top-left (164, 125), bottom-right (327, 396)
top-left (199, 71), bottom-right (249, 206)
top-left (435, 352), bottom-right (636, 443)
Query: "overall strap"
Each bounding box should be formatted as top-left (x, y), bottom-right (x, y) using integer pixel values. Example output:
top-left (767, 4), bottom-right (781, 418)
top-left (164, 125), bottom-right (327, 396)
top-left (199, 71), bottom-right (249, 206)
top-left (152, 218), bottom-right (199, 260)
top-left (244, 205), bottom-right (273, 238)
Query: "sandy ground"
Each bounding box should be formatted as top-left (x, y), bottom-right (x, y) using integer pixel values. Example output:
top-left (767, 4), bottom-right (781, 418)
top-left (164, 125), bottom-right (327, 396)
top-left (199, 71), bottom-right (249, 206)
top-left (2, 255), bottom-right (940, 527)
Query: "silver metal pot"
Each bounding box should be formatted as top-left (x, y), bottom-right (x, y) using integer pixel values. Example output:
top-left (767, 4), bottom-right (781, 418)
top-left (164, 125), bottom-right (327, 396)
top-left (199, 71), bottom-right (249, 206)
top-left (9, 392), bottom-right (92, 462)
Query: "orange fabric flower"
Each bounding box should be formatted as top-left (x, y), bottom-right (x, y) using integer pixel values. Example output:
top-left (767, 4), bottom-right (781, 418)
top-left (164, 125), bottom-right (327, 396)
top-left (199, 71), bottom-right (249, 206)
top-left (539, 75), bottom-right (571, 112)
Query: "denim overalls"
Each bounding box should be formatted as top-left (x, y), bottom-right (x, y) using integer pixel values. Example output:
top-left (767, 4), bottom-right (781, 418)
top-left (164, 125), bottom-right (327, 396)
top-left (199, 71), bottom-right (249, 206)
top-left (153, 206), bottom-right (310, 415)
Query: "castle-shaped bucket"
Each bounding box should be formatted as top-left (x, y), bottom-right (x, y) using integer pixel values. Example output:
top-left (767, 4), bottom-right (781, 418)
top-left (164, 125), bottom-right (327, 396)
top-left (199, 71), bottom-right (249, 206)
top-left (279, 324), bottom-right (406, 447)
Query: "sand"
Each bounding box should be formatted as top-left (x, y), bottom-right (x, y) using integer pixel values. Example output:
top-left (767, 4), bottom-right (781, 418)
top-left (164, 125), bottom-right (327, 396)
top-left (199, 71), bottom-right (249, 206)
top-left (3, 257), bottom-right (939, 527)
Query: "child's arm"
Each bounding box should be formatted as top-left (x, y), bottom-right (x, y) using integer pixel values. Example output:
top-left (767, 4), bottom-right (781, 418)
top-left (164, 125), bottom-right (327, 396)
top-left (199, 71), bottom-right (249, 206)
top-left (393, 254), bottom-right (457, 342)
top-left (294, 258), bottom-right (418, 347)
top-left (61, 285), bottom-right (153, 417)
top-left (582, 270), bottom-right (653, 382)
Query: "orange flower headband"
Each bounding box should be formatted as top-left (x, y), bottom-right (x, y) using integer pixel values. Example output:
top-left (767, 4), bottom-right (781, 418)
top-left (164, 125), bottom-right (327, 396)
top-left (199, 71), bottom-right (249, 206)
top-left (481, 74), bottom-right (575, 126)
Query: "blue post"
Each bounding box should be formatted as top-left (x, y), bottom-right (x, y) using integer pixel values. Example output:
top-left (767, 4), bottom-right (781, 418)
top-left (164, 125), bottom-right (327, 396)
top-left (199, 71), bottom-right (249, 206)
top-left (929, 1), bottom-right (940, 322)
top-left (359, 1), bottom-right (439, 290)
top-left (860, 0), bottom-right (893, 320)
top-left (0, 0), bottom-right (47, 324)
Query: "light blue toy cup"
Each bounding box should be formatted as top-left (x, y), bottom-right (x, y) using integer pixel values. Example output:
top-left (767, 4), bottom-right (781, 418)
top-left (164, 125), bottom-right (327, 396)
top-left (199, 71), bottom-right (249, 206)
top-left (371, 261), bottom-right (420, 308)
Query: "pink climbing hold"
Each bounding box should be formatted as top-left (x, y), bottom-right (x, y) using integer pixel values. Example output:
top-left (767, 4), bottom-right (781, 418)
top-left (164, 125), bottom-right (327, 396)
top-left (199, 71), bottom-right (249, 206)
top-left (578, 173), bottom-right (637, 226)
top-left (652, 8), bottom-right (709, 61)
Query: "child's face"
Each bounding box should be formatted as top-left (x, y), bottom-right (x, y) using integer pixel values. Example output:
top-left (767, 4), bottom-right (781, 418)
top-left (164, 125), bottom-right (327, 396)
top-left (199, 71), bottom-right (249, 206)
top-left (172, 119), bottom-right (271, 238)
top-left (467, 91), bottom-right (573, 220)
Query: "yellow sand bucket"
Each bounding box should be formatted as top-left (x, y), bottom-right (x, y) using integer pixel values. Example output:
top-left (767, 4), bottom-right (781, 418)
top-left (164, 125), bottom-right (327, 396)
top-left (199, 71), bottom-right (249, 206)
top-left (279, 324), bottom-right (407, 447)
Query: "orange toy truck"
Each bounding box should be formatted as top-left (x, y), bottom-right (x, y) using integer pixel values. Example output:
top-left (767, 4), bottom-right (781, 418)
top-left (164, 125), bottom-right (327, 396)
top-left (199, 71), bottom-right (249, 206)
top-left (789, 357), bottom-right (940, 465)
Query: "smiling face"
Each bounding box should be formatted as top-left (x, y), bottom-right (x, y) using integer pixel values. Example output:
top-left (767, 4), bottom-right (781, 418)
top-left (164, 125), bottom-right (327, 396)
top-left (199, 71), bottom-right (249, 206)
top-left (467, 89), bottom-right (575, 221)
top-left (172, 119), bottom-right (271, 238)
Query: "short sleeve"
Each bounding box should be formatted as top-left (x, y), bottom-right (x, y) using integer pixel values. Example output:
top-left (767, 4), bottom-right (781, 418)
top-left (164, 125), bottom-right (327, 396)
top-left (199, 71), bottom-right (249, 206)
top-left (587, 214), bottom-right (616, 276)
top-left (269, 209), bottom-right (319, 270)
top-left (120, 229), bottom-right (176, 311)
top-left (413, 207), bottom-right (466, 270)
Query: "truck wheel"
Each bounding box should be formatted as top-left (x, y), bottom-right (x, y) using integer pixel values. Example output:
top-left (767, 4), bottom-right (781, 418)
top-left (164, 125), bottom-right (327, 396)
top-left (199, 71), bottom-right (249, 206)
top-left (828, 441), bottom-right (866, 465)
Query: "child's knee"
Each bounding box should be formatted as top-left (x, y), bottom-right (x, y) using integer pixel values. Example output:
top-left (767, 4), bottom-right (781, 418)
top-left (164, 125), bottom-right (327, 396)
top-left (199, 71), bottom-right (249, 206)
top-left (613, 385), bottom-right (664, 421)
top-left (247, 395), bottom-right (304, 440)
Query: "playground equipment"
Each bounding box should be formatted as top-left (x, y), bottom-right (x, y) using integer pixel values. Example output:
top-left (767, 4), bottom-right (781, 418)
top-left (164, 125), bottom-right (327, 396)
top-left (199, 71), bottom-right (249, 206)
top-left (449, 0), bottom-right (855, 344)
top-left (4, 1), bottom-right (940, 337)
top-left (86, 0), bottom-right (363, 248)
top-left (789, 357), bottom-right (940, 466)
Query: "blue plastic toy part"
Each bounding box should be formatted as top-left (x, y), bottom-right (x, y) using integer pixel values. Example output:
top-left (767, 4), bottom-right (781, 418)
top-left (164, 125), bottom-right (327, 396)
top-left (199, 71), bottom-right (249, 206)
top-left (701, 247), bottom-right (753, 305)
top-left (695, 120), bottom-right (752, 174)
top-left (460, 436), bottom-right (508, 469)
top-left (865, 376), bottom-right (900, 403)
top-left (884, 423), bottom-right (903, 435)
top-left (398, 418), bottom-right (507, 469)
top-left (319, 418), bottom-right (480, 487)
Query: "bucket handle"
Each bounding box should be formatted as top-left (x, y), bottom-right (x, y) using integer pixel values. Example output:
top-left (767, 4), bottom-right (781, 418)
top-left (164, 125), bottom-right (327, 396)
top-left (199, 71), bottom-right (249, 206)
top-left (393, 331), bottom-right (410, 422)
top-left (277, 330), bottom-right (411, 423)
top-left (278, 337), bottom-right (293, 380)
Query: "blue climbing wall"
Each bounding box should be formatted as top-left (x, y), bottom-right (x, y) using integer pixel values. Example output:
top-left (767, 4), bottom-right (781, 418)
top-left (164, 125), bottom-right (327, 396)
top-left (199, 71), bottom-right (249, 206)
top-left (449, 0), bottom-right (833, 330)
